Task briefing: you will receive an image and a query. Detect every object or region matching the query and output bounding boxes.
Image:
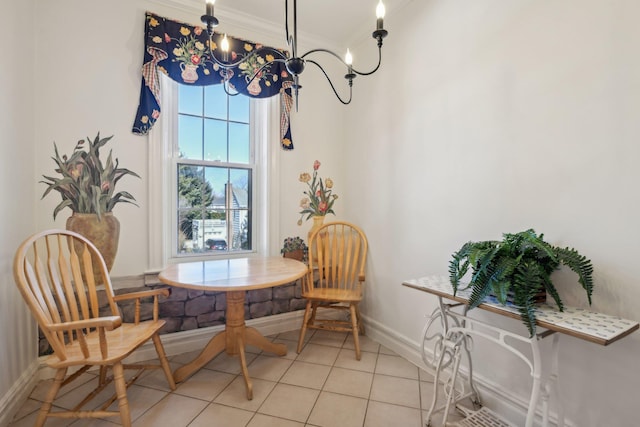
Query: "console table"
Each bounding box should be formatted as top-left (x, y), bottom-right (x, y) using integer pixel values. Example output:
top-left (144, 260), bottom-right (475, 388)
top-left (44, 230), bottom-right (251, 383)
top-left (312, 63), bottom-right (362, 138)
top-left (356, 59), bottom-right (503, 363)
top-left (403, 276), bottom-right (638, 427)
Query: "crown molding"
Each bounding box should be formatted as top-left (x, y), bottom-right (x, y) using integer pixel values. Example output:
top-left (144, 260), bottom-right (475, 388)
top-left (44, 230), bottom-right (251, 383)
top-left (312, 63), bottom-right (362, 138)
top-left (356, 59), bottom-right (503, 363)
top-left (149, 0), bottom-right (341, 50)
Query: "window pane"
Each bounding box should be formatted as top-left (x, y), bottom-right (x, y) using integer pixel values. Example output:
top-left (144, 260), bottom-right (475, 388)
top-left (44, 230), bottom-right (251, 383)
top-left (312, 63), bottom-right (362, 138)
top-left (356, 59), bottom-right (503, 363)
top-left (229, 94), bottom-right (250, 123)
top-left (178, 209), bottom-right (204, 253)
top-left (178, 85), bottom-right (203, 116)
top-left (178, 165), bottom-right (211, 208)
top-left (229, 209), bottom-right (251, 250)
top-left (202, 213), bottom-right (228, 253)
top-left (178, 115), bottom-right (203, 160)
top-left (229, 169), bottom-right (250, 209)
top-left (229, 122), bottom-right (250, 164)
top-left (204, 166), bottom-right (229, 205)
top-left (204, 118), bottom-right (228, 162)
top-left (204, 84), bottom-right (227, 120)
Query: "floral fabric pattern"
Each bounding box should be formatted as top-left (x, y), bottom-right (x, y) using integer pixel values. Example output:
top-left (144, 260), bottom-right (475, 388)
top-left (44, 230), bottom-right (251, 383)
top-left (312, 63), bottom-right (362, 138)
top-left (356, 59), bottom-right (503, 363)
top-left (132, 12), bottom-right (295, 149)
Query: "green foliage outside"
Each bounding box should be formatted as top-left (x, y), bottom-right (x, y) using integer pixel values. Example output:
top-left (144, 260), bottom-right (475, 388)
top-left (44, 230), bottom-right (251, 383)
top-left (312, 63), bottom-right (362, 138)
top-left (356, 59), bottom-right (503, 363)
top-left (178, 164), bottom-right (221, 240)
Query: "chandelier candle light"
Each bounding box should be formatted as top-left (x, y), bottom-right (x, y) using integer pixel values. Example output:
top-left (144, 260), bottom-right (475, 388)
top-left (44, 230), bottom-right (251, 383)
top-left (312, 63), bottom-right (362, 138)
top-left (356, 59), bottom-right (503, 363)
top-left (200, 0), bottom-right (388, 109)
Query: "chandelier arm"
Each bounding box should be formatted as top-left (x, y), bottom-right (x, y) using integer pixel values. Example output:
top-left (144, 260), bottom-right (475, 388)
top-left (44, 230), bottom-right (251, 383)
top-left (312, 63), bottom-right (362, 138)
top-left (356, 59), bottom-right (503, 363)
top-left (221, 82), bottom-right (241, 96)
top-left (306, 59), bottom-right (352, 105)
top-left (223, 57), bottom-right (288, 94)
top-left (207, 35), bottom-right (288, 69)
top-left (301, 46), bottom-right (383, 76)
top-left (301, 48), bottom-right (343, 63)
top-left (246, 58), bottom-right (287, 86)
top-left (351, 46), bottom-right (383, 76)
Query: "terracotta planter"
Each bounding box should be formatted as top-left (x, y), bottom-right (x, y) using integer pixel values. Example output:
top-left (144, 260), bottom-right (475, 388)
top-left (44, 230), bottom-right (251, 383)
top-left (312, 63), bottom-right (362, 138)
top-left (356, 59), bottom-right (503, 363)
top-left (66, 212), bottom-right (120, 272)
top-left (283, 249), bottom-right (305, 261)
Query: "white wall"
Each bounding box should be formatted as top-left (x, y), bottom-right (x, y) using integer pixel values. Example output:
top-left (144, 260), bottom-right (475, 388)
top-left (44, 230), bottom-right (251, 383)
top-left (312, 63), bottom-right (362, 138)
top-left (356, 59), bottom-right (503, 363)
top-left (0, 0), bottom-right (40, 423)
top-left (346, 1), bottom-right (640, 426)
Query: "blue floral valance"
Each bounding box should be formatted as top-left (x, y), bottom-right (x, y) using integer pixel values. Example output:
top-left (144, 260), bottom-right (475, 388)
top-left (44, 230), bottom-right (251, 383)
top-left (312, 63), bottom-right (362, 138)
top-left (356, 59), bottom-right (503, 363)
top-left (132, 12), bottom-right (295, 149)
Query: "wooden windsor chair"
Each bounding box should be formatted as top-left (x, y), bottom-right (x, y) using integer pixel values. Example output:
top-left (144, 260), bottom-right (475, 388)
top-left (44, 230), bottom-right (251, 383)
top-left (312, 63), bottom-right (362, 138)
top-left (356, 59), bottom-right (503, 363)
top-left (296, 221), bottom-right (368, 360)
top-left (13, 229), bottom-right (176, 427)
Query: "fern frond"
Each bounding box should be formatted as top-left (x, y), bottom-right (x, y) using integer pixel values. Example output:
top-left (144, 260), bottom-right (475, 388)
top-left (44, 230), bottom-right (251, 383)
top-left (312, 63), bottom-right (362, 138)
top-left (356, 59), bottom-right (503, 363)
top-left (449, 242), bottom-right (473, 294)
top-left (513, 262), bottom-right (546, 337)
top-left (555, 247), bottom-right (594, 304)
top-left (469, 243), bottom-right (501, 284)
top-left (542, 274), bottom-right (563, 311)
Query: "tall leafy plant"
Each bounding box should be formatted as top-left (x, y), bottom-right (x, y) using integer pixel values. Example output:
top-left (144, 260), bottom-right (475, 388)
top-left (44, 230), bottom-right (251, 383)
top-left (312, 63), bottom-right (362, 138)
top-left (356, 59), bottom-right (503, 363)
top-left (449, 229), bottom-right (594, 336)
top-left (41, 133), bottom-right (140, 220)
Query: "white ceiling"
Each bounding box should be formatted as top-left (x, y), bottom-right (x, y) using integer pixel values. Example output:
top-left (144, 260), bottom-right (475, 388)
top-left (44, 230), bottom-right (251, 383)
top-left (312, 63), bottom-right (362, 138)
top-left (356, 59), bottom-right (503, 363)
top-left (214, 0), bottom-right (407, 47)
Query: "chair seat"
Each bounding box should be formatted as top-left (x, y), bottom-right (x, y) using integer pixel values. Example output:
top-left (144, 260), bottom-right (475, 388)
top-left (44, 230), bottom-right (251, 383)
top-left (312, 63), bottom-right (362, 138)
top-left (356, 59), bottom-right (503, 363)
top-left (302, 288), bottom-right (362, 303)
top-left (45, 320), bottom-right (166, 368)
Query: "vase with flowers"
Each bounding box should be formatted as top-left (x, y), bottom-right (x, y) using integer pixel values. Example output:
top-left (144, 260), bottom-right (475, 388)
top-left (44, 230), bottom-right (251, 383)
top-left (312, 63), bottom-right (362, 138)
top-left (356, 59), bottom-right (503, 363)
top-left (297, 160), bottom-right (338, 264)
top-left (40, 132), bottom-right (140, 272)
top-left (297, 160), bottom-right (338, 238)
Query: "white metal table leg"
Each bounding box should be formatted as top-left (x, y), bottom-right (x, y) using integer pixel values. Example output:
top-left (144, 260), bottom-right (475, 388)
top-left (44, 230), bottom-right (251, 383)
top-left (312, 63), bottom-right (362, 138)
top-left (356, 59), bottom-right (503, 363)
top-left (525, 334), bottom-right (543, 427)
top-left (549, 333), bottom-right (564, 427)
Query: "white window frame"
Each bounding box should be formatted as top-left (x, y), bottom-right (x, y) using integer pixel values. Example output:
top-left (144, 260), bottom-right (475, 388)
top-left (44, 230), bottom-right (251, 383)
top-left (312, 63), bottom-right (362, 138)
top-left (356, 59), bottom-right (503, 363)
top-left (147, 74), bottom-right (281, 272)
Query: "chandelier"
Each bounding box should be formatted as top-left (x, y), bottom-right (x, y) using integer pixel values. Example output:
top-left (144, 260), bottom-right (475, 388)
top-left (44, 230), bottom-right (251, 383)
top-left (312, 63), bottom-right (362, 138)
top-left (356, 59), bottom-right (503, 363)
top-left (200, 0), bottom-right (388, 108)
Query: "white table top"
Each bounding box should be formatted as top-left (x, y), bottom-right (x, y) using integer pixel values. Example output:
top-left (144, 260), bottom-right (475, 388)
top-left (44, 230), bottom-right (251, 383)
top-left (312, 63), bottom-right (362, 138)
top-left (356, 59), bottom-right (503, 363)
top-left (403, 275), bottom-right (639, 346)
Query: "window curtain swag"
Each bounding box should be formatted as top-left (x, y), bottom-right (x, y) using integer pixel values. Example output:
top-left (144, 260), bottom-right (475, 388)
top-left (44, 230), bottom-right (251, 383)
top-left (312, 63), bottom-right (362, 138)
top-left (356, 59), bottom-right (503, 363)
top-left (132, 12), bottom-right (295, 149)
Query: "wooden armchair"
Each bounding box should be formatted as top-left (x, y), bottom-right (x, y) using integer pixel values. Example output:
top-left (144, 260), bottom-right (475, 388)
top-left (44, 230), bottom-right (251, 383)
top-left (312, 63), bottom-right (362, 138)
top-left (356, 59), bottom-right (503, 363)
top-left (13, 229), bottom-right (176, 427)
top-left (297, 221), bottom-right (368, 359)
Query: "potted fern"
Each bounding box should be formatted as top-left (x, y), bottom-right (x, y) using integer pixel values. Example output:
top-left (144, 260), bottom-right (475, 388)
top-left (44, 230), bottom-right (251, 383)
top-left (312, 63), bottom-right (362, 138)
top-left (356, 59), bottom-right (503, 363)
top-left (448, 229), bottom-right (594, 336)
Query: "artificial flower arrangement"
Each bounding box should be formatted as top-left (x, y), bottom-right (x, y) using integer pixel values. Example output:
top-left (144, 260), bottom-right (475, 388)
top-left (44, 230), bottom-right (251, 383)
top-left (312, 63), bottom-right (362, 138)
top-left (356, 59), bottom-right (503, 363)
top-left (41, 133), bottom-right (140, 220)
top-left (281, 236), bottom-right (308, 261)
top-left (297, 160), bottom-right (338, 225)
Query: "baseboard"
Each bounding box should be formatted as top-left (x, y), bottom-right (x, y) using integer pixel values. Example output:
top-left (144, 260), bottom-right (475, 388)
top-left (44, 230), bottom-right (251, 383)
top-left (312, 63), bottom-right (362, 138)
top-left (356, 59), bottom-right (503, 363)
top-left (360, 313), bottom-right (576, 427)
top-left (0, 359), bottom-right (39, 427)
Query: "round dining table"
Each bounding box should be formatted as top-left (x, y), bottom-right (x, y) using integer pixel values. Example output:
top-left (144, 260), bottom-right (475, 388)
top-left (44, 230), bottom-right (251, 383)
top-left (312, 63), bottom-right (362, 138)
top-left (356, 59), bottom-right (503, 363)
top-left (159, 256), bottom-right (307, 400)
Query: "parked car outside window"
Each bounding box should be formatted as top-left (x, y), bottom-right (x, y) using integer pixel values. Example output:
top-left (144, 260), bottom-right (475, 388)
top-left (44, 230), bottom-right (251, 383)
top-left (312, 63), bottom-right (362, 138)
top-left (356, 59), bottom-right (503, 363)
top-left (206, 239), bottom-right (227, 251)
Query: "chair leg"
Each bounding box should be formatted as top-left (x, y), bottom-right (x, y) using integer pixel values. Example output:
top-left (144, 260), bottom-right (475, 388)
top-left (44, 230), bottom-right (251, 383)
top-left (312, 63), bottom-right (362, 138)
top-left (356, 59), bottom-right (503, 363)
top-left (112, 362), bottom-right (132, 427)
top-left (35, 367), bottom-right (67, 427)
top-left (356, 305), bottom-right (365, 335)
top-left (297, 301), bottom-right (313, 354)
top-left (99, 366), bottom-right (108, 386)
top-left (350, 304), bottom-right (361, 360)
top-left (152, 333), bottom-right (176, 390)
top-left (309, 302), bottom-right (319, 325)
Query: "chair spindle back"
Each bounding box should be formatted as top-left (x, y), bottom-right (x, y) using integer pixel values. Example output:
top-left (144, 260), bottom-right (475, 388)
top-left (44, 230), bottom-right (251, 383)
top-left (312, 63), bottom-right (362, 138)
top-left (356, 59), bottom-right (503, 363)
top-left (13, 229), bottom-right (120, 360)
top-left (307, 221), bottom-right (368, 293)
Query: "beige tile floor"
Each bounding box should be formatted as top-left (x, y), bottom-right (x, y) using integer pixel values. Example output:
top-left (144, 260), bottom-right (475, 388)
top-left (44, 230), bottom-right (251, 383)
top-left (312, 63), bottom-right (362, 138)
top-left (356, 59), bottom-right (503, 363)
top-left (9, 329), bottom-right (466, 427)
